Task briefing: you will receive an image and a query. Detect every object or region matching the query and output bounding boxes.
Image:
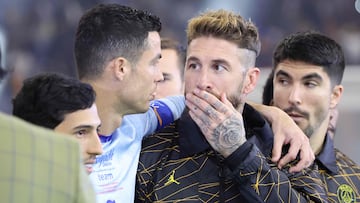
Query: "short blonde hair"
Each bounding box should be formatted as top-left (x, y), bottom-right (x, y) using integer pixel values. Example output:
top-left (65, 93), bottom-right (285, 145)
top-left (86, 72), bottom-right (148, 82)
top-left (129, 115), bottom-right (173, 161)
top-left (186, 9), bottom-right (261, 57)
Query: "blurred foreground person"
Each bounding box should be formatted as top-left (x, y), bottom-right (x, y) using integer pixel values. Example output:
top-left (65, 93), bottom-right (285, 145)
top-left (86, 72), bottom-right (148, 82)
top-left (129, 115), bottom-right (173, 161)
top-left (0, 38), bottom-right (95, 203)
top-left (13, 73), bottom-right (103, 174)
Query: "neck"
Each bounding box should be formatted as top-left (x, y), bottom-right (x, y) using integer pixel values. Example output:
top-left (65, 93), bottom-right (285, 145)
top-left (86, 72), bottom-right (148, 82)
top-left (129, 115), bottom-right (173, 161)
top-left (97, 104), bottom-right (123, 136)
top-left (309, 116), bottom-right (330, 155)
top-left (86, 80), bottom-right (125, 136)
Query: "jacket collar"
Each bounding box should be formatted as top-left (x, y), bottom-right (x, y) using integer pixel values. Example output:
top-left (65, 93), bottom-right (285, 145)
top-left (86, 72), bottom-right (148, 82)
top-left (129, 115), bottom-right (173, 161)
top-left (178, 104), bottom-right (273, 158)
top-left (316, 133), bottom-right (338, 174)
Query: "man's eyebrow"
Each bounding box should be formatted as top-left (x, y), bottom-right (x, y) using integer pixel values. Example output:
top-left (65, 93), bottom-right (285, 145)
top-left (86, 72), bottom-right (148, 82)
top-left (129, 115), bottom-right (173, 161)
top-left (72, 125), bottom-right (95, 131)
top-left (186, 56), bottom-right (199, 63)
top-left (212, 59), bottom-right (230, 67)
top-left (302, 73), bottom-right (323, 81)
top-left (275, 70), bottom-right (291, 78)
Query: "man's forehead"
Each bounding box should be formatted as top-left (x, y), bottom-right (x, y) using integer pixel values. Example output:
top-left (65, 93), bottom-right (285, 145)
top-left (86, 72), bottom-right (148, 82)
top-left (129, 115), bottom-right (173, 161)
top-left (188, 37), bottom-right (255, 61)
top-left (275, 62), bottom-right (327, 81)
top-left (276, 60), bottom-right (325, 72)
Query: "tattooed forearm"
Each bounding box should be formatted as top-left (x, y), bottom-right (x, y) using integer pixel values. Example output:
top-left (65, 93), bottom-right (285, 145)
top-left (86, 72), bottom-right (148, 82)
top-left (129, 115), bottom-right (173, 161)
top-left (212, 114), bottom-right (246, 156)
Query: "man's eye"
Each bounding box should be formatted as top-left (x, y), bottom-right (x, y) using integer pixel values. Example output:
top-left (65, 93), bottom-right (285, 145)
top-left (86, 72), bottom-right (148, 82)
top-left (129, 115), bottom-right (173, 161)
top-left (305, 81), bottom-right (317, 88)
top-left (163, 76), bottom-right (170, 81)
top-left (214, 64), bottom-right (226, 72)
top-left (75, 130), bottom-right (87, 138)
top-left (188, 63), bottom-right (199, 70)
top-left (159, 76), bottom-right (169, 83)
top-left (278, 78), bottom-right (289, 85)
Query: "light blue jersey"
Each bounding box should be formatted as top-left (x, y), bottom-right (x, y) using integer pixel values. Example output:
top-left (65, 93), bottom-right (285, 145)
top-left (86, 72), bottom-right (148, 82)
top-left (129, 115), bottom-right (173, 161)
top-left (89, 95), bottom-right (185, 203)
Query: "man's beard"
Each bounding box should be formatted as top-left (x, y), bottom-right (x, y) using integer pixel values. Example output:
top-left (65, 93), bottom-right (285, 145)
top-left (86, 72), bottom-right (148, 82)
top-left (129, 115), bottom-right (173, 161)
top-left (228, 80), bottom-right (246, 110)
top-left (228, 94), bottom-right (245, 110)
top-left (284, 105), bottom-right (327, 138)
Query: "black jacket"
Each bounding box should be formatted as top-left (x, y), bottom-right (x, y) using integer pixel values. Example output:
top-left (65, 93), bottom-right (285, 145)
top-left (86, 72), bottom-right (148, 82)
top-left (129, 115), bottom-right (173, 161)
top-left (136, 104), bottom-right (327, 202)
top-left (316, 133), bottom-right (360, 203)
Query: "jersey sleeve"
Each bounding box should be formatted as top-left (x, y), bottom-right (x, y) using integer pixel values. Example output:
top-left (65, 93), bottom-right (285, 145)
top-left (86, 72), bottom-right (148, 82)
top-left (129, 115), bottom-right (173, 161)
top-left (122, 95), bottom-right (185, 139)
top-left (150, 95), bottom-right (185, 131)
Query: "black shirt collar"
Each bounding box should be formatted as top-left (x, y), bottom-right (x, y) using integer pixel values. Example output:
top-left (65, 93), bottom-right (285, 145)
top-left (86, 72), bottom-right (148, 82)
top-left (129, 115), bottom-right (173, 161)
top-left (316, 133), bottom-right (339, 174)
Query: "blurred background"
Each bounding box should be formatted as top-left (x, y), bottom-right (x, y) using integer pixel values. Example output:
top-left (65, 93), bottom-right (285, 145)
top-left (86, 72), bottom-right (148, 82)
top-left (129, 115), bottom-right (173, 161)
top-left (0, 0), bottom-right (359, 163)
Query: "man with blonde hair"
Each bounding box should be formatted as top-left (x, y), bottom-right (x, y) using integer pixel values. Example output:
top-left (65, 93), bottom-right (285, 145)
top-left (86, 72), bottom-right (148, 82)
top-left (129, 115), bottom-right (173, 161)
top-left (136, 10), bottom-right (326, 202)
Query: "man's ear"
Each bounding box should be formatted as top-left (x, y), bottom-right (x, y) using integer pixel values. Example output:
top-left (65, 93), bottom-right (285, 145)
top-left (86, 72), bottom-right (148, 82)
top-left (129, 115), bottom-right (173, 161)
top-left (330, 85), bottom-right (343, 108)
top-left (112, 57), bottom-right (130, 81)
top-left (243, 67), bottom-right (260, 94)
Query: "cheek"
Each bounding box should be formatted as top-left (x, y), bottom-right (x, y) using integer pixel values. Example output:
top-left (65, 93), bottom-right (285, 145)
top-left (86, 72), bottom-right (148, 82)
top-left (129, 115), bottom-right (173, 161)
top-left (157, 83), bottom-right (170, 92)
top-left (184, 82), bottom-right (194, 93)
top-left (184, 76), bottom-right (195, 93)
top-left (138, 70), bottom-right (154, 87)
top-left (173, 77), bottom-right (183, 90)
top-left (79, 140), bottom-right (89, 155)
top-left (273, 89), bottom-right (288, 106)
top-left (173, 78), bottom-right (184, 91)
top-left (221, 84), bottom-right (234, 96)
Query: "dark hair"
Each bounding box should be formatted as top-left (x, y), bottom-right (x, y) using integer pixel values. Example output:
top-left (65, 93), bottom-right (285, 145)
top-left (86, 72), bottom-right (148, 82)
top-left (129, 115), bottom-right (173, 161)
top-left (262, 70), bottom-right (274, 105)
top-left (0, 69), bottom-right (4, 82)
top-left (0, 47), bottom-right (5, 80)
top-left (161, 38), bottom-right (186, 81)
top-left (273, 31), bottom-right (345, 85)
top-left (12, 73), bottom-right (96, 129)
top-left (74, 4), bottom-right (162, 80)
top-left (0, 44), bottom-right (6, 80)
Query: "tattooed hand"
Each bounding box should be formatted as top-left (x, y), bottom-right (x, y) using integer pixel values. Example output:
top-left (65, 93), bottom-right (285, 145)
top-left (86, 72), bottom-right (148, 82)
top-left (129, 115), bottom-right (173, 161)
top-left (185, 88), bottom-right (246, 158)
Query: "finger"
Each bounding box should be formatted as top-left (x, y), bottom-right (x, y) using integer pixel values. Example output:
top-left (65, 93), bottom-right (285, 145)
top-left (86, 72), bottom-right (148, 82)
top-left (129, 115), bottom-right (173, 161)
top-left (193, 89), bottom-right (233, 116)
top-left (193, 88), bottom-right (224, 111)
top-left (220, 93), bottom-right (231, 105)
top-left (188, 110), bottom-right (210, 135)
top-left (193, 90), bottom-right (233, 116)
top-left (186, 98), bottom-right (217, 130)
top-left (185, 98), bottom-right (206, 119)
top-left (186, 93), bottom-right (204, 109)
top-left (186, 92), bottom-right (211, 112)
top-left (271, 135), bottom-right (285, 163)
top-left (188, 107), bottom-right (204, 127)
top-left (193, 87), bottom-right (221, 101)
top-left (288, 150), bottom-right (314, 173)
top-left (289, 146), bottom-right (314, 173)
top-left (187, 92), bottom-right (221, 121)
top-left (277, 142), bottom-right (300, 169)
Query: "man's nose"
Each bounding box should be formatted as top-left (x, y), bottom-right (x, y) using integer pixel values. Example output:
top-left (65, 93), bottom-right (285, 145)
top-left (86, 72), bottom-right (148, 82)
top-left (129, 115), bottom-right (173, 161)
top-left (196, 70), bottom-right (212, 91)
top-left (88, 133), bottom-right (103, 155)
top-left (288, 85), bottom-right (302, 105)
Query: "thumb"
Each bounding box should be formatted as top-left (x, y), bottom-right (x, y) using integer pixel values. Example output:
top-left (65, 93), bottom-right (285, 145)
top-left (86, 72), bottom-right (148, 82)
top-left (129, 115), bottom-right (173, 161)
top-left (220, 93), bottom-right (232, 107)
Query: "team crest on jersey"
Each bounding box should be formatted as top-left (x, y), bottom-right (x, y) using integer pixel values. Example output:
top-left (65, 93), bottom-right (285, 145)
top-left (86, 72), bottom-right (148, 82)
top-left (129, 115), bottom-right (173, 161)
top-left (337, 184), bottom-right (356, 203)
